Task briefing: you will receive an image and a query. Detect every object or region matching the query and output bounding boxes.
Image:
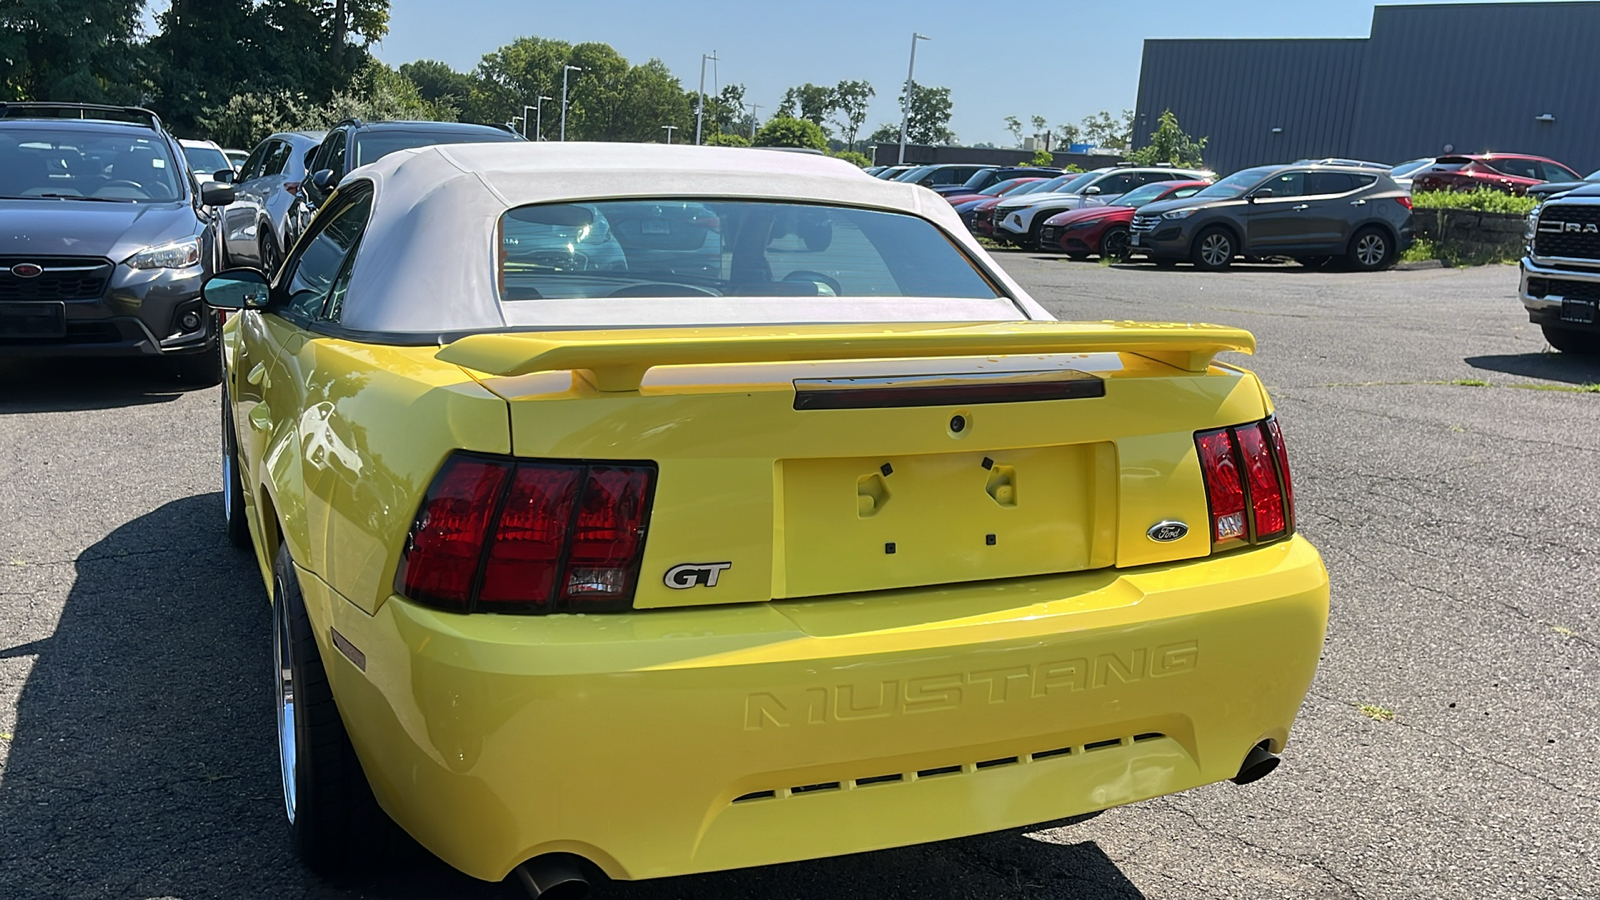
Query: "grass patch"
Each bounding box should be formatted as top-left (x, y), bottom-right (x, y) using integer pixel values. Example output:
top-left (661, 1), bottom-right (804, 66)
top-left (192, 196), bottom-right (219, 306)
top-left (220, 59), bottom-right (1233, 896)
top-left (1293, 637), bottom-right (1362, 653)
top-left (1400, 237), bottom-right (1437, 263)
top-left (1447, 378), bottom-right (1490, 387)
top-left (1506, 382), bottom-right (1600, 394)
top-left (1356, 703), bottom-right (1396, 722)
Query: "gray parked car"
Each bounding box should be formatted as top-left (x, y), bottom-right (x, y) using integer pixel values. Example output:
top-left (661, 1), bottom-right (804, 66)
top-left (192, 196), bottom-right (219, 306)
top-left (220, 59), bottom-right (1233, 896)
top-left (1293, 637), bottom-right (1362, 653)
top-left (0, 103), bottom-right (235, 382)
top-left (1130, 163), bottom-right (1414, 271)
top-left (221, 130), bottom-right (325, 274)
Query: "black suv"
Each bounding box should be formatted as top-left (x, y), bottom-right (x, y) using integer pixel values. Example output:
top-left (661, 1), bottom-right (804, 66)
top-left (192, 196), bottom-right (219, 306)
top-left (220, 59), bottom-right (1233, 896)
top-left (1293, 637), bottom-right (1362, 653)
top-left (0, 103), bottom-right (235, 382)
top-left (1131, 163), bottom-right (1413, 271)
top-left (301, 119), bottom-right (523, 210)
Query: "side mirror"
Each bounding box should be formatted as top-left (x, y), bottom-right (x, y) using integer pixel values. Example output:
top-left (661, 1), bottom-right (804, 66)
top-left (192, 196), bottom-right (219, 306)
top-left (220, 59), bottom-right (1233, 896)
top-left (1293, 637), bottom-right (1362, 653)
top-left (200, 182), bottom-right (236, 206)
top-left (1250, 188), bottom-right (1275, 202)
top-left (311, 169), bottom-right (340, 191)
top-left (203, 268), bottom-right (271, 310)
top-left (1084, 185), bottom-right (1102, 195)
top-left (212, 169), bottom-right (235, 184)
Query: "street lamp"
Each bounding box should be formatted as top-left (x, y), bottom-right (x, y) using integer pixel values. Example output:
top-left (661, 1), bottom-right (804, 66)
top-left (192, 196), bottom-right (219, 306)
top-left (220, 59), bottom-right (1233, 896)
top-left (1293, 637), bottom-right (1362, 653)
top-left (745, 102), bottom-right (761, 140)
top-left (520, 105), bottom-right (536, 140)
top-left (534, 95), bottom-right (552, 141)
top-left (695, 51), bottom-right (718, 145)
top-left (561, 65), bottom-right (582, 141)
top-left (662, 124), bottom-right (678, 144)
top-left (897, 32), bottom-right (930, 165)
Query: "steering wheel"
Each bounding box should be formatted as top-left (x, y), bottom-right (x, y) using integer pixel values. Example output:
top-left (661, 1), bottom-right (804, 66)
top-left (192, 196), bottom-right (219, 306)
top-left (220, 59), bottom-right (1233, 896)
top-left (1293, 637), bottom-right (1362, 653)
top-left (99, 180), bottom-right (144, 191)
top-left (522, 249), bottom-right (589, 271)
top-left (782, 270), bottom-right (842, 296)
top-left (606, 283), bottom-right (720, 298)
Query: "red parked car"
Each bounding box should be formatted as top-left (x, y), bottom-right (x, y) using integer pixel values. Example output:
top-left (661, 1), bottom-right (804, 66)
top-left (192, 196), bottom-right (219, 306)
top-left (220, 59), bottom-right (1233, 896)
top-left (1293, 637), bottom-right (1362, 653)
top-left (971, 173), bottom-right (1078, 236)
top-left (1038, 180), bottom-right (1211, 259)
top-left (1409, 154), bottom-right (1580, 195)
top-left (943, 176), bottom-right (1046, 207)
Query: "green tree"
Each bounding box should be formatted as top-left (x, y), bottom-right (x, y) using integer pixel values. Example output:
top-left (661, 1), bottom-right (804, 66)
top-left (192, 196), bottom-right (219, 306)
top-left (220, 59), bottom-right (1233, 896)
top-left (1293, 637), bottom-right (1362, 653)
top-left (1081, 108), bottom-right (1133, 151)
top-left (1056, 121), bottom-right (1082, 147)
top-left (830, 80), bottom-right (874, 149)
top-left (0, 0), bottom-right (144, 103)
top-left (1125, 109), bottom-right (1207, 168)
top-left (469, 36), bottom-right (571, 127)
top-left (754, 115), bottom-right (827, 151)
top-left (146, 0), bottom-right (259, 131)
top-left (1028, 148), bottom-right (1054, 167)
top-left (195, 91), bottom-right (316, 150)
top-left (399, 60), bottom-right (475, 114)
top-left (898, 84), bottom-right (954, 145)
top-left (1003, 116), bottom-right (1024, 148)
top-left (777, 83), bottom-right (835, 131)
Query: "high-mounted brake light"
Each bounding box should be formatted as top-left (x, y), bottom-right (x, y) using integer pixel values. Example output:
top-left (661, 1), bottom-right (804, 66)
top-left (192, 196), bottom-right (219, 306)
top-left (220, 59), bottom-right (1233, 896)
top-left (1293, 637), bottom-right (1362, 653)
top-left (1195, 417), bottom-right (1295, 548)
top-left (397, 454), bottom-right (656, 613)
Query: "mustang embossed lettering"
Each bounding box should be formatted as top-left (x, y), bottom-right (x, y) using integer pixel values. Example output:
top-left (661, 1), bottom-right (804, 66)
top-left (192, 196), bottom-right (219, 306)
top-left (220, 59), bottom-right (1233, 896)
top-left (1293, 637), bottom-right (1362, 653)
top-left (664, 561), bottom-right (733, 589)
top-left (743, 640), bottom-right (1200, 729)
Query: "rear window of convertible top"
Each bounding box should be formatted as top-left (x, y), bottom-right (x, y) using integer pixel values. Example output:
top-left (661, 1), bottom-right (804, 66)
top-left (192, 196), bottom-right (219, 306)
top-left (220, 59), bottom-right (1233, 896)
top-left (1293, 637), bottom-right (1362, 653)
top-left (496, 199), bottom-right (1003, 301)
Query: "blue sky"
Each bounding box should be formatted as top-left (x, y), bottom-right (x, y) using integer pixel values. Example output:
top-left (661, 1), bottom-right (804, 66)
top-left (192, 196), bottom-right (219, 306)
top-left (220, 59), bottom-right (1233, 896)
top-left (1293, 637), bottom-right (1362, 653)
top-left (359, 1), bottom-right (1478, 146)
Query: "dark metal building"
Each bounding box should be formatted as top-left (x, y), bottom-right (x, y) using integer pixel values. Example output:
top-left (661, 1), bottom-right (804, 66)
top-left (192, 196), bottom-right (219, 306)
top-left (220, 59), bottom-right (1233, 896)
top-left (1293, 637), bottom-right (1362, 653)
top-left (1134, 2), bottom-right (1600, 176)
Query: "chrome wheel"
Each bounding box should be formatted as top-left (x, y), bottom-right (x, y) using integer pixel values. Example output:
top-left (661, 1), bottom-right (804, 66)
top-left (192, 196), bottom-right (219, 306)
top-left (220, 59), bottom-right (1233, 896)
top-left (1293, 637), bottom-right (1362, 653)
top-left (273, 589), bottom-right (298, 824)
top-left (1356, 232), bottom-right (1386, 267)
top-left (1200, 232), bottom-right (1232, 267)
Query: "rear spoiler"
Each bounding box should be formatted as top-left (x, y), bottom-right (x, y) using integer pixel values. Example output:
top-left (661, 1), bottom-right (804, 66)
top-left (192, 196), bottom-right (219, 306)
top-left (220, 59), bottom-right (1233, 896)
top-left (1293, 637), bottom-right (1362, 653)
top-left (437, 321), bottom-right (1256, 392)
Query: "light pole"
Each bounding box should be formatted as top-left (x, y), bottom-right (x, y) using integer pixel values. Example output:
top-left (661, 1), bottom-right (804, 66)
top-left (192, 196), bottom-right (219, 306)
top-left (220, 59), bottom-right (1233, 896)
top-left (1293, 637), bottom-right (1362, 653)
top-left (534, 95), bottom-right (552, 141)
top-left (695, 51), bottom-right (718, 145)
top-left (662, 124), bottom-right (677, 144)
top-left (897, 32), bottom-right (930, 165)
top-left (520, 105), bottom-right (536, 140)
top-left (561, 65), bottom-right (582, 141)
top-left (745, 102), bottom-right (761, 140)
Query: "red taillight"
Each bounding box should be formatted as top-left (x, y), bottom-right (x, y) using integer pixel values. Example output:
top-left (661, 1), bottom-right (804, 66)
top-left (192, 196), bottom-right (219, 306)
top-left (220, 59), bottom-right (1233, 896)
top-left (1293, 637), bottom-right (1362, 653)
top-left (397, 454), bottom-right (655, 613)
top-left (1195, 417), bottom-right (1295, 548)
top-left (284, 181), bottom-right (301, 196)
top-left (1196, 428), bottom-right (1246, 542)
top-left (1395, 195), bottom-right (1412, 210)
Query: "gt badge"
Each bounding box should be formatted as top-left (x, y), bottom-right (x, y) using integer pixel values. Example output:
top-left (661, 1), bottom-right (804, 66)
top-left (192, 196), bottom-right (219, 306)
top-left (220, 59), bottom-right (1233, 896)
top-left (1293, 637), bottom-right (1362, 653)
top-left (664, 562), bottom-right (733, 589)
top-left (1147, 521), bottom-right (1189, 542)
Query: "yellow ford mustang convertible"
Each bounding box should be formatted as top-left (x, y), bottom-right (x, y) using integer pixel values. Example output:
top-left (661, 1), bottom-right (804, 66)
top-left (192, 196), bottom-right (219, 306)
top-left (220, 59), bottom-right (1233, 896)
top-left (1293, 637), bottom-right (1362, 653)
top-left (204, 143), bottom-right (1329, 896)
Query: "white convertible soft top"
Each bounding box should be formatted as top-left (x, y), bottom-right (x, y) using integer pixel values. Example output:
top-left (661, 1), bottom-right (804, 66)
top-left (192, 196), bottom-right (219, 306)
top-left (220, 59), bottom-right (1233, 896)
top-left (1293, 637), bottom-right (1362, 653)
top-left (335, 143), bottom-right (1049, 335)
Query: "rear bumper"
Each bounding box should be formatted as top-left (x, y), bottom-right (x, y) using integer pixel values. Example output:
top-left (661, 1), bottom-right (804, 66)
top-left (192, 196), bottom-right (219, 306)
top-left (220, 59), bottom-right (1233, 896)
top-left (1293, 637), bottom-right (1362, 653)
top-left (312, 535), bottom-right (1329, 883)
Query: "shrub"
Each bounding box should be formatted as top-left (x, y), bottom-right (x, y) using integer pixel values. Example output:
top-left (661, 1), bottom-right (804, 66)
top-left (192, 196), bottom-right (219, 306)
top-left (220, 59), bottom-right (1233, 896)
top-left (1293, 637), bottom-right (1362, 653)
top-left (753, 115), bottom-right (827, 151)
top-left (1411, 188), bottom-right (1538, 216)
top-left (828, 149), bottom-right (872, 167)
top-left (1027, 148), bottom-right (1054, 167)
top-left (705, 132), bottom-right (751, 147)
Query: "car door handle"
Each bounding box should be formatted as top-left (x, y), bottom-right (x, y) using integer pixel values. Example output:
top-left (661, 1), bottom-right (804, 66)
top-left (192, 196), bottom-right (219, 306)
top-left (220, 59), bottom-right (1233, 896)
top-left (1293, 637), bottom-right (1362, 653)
top-left (1349, 199), bottom-right (1367, 206)
top-left (1291, 204), bottom-right (1310, 211)
top-left (247, 361), bottom-right (270, 389)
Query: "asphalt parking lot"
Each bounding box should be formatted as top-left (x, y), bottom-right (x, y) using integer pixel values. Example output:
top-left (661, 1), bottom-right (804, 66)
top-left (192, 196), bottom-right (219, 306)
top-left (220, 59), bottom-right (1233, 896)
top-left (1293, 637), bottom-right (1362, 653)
top-left (2, 257), bottom-right (1597, 900)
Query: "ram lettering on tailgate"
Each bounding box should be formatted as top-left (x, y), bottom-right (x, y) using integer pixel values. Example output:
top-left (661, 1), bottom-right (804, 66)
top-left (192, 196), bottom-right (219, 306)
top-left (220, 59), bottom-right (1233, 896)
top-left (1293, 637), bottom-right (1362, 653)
top-left (744, 640), bottom-right (1199, 729)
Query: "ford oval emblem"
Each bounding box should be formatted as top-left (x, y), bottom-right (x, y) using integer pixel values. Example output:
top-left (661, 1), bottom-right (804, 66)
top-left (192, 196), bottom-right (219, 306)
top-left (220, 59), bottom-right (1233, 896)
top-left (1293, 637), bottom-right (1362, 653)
top-left (10, 263), bottom-right (43, 278)
top-left (1147, 521), bottom-right (1189, 542)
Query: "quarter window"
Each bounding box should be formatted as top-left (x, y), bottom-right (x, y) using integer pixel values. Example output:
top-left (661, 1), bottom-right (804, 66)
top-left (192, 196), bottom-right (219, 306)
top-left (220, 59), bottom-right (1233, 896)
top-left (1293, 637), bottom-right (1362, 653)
top-left (279, 190), bottom-right (372, 321)
top-left (239, 143), bottom-right (270, 183)
top-left (263, 141), bottom-right (292, 177)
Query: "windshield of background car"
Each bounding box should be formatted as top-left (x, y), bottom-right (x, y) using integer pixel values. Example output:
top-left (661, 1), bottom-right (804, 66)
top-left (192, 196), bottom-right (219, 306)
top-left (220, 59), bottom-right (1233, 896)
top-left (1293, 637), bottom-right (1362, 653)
top-left (183, 145), bottom-right (231, 176)
top-left (1114, 182), bottom-right (1186, 207)
top-left (1190, 166), bottom-right (1277, 200)
top-left (1390, 159), bottom-right (1433, 178)
top-left (1053, 172), bottom-right (1099, 194)
top-left (353, 130), bottom-right (518, 167)
top-left (893, 166), bottom-right (932, 182)
top-left (498, 200), bottom-right (1002, 302)
top-left (0, 129), bottom-right (182, 202)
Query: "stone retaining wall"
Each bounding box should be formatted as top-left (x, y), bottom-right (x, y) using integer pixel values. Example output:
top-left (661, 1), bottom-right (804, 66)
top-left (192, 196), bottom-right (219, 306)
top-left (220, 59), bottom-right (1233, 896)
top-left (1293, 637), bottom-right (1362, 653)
top-left (1412, 207), bottom-right (1526, 261)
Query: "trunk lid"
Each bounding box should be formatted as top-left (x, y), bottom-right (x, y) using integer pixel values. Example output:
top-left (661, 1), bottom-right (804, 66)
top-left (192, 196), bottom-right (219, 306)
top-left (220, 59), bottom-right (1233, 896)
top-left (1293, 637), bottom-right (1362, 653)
top-left (441, 322), bottom-right (1267, 609)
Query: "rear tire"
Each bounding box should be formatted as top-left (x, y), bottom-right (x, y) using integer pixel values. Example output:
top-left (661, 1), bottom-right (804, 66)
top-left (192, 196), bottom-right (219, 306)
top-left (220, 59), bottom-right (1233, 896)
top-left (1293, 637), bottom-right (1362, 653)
top-left (1542, 324), bottom-right (1600, 355)
top-left (1346, 226), bottom-right (1394, 271)
top-left (1191, 227), bottom-right (1236, 271)
top-left (222, 384), bottom-right (251, 549)
top-left (1100, 227), bottom-right (1131, 261)
top-left (273, 542), bottom-right (391, 876)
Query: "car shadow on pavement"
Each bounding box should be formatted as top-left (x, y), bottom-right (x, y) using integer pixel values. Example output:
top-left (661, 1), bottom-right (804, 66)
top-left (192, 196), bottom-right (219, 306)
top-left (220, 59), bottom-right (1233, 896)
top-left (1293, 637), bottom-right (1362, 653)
top-left (0, 494), bottom-right (1146, 900)
top-left (1464, 352), bottom-right (1600, 385)
top-left (0, 357), bottom-right (197, 415)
